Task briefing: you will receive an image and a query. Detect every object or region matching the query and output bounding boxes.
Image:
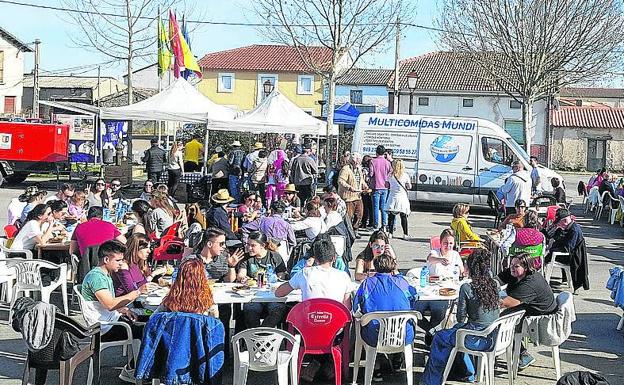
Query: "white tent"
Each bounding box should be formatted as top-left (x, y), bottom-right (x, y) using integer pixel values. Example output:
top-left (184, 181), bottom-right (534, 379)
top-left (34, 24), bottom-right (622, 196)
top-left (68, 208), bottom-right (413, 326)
top-left (100, 78), bottom-right (237, 122)
top-left (209, 90), bottom-right (338, 135)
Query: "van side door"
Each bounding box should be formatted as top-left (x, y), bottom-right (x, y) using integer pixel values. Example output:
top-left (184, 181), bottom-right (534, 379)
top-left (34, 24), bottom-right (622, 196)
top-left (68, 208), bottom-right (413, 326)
top-left (415, 132), bottom-right (477, 203)
top-left (476, 136), bottom-right (517, 203)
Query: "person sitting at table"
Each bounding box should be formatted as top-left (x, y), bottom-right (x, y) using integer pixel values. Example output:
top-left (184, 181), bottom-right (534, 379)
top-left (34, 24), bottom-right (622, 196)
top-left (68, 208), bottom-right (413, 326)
top-left (353, 251), bottom-right (418, 381)
top-left (206, 189), bottom-right (238, 240)
top-left (291, 201), bottom-right (327, 241)
top-left (281, 184), bottom-right (302, 211)
top-left (87, 178), bottom-right (111, 209)
top-left (47, 200), bottom-right (69, 227)
top-left (19, 186), bottom-right (47, 224)
top-left (450, 203), bottom-right (481, 244)
top-left (70, 206), bottom-right (127, 258)
top-left (45, 183), bottom-right (75, 204)
top-left (253, 195), bottom-right (267, 216)
top-left (11, 203), bottom-right (63, 253)
top-left (323, 185), bottom-right (347, 219)
top-left (156, 258), bottom-right (219, 318)
top-left (354, 230), bottom-right (397, 281)
top-left (148, 191), bottom-right (175, 238)
top-left (511, 210), bottom-right (545, 268)
top-left (323, 196), bottom-right (343, 229)
top-left (422, 249), bottom-right (501, 385)
top-left (551, 177), bottom-right (566, 204)
top-left (237, 231), bottom-right (287, 328)
top-left (498, 199), bottom-right (527, 230)
top-left (139, 179), bottom-right (155, 201)
top-left (499, 253), bottom-right (557, 371)
top-left (112, 233), bottom-right (165, 296)
top-left (241, 200), bottom-right (296, 250)
top-left (237, 191), bottom-right (260, 223)
top-left (81, 240), bottom-right (147, 382)
top-left (129, 200), bottom-right (152, 236)
top-left (68, 190), bottom-right (87, 224)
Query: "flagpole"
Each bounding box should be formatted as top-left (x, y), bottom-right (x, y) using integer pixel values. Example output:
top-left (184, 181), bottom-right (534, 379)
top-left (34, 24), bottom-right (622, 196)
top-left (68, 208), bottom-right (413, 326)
top-left (157, 6), bottom-right (163, 146)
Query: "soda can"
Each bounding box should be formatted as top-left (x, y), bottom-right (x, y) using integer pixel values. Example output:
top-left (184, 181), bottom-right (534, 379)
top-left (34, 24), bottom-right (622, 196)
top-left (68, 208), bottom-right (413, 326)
top-left (257, 272), bottom-right (265, 288)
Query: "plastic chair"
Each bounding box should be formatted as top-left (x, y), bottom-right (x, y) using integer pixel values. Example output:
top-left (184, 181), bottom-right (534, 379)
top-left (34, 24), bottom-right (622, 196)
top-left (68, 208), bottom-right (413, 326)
top-left (430, 236), bottom-right (441, 250)
top-left (487, 191), bottom-right (505, 228)
top-left (232, 327), bottom-right (300, 385)
top-left (544, 252), bottom-right (572, 289)
top-left (74, 284), bottom-right (138, 369)
top-left (286, 298), bottom-right (352, 385)
top-left (441, 310), bottom-right (526, 385)
top-left (277, 241), bottom-right (292, 266)
top-left (352, 311), bottom-right (422, 385)
top-left (512, 292), bottom-right (575, 381)
top-left (594, 191), bottom-right (618, 222)
top-left (330, 235), bottom-right (346, 260)
top-left (153, 222), bottom-right (185, 261)
top-left (20, 311), bottom-right (101, 385)
top-left (7, 258), bottom-right (68, 321)
top-left (587, 186), bottom-right (600, 212)
top-left (544, 205), bottom-right (559, 227)
top-left (0, 238), bottom-right (33, 259)
top-left (4, 224), bottom-right (18, 238)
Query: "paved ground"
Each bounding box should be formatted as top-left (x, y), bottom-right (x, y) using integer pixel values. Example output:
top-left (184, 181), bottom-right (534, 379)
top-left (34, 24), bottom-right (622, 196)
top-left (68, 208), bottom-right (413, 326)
top-left (0, 172), bottom-right (622, 385)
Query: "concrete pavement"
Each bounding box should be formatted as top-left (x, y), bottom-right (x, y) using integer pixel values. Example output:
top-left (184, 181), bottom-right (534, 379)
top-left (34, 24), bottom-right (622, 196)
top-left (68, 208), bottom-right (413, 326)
top-left (0, 173), bottom-right (622, 385)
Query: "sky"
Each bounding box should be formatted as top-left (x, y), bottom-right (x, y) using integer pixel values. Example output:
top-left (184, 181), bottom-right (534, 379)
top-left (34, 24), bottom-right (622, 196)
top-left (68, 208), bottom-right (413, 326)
top-left (0, 0), bottom-right (440, 80)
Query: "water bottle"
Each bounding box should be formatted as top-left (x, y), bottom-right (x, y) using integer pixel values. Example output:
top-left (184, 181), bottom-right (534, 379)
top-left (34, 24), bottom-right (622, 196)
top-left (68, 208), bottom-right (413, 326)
top-left (266, 264), bottom-right (277, 284)
top-left (420, 265), bottom-right (429, 288)
top-left (453, 264), bottom-right (460, 284)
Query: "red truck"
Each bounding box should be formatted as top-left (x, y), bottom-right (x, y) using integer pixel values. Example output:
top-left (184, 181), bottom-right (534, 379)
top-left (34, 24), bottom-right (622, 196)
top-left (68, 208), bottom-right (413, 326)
top-left (0, 122), bottom-right (70, 185)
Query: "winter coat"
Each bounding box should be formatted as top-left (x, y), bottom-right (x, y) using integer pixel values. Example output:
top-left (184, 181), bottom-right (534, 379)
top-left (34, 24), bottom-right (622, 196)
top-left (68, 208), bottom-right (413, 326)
top-left (556, 371), bottom-right (610, 385)
top-left (523, 291), bottom-right (576, 347)
top-left (142, 145), bottom-right (167, 173)
top-left (11, 297), bottom-right (56, 351)
top-left (606, 266), bottom-right (624, 308)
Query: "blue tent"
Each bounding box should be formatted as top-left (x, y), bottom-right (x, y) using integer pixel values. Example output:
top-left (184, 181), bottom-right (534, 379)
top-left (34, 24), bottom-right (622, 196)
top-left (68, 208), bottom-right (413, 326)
top-left (333, 102), bottom-right (360, 125)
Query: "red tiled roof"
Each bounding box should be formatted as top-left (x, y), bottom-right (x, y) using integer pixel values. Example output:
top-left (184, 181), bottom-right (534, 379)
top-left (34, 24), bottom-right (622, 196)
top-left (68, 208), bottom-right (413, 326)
top-left (550, 106), bottom-right (624, 129)
top-left (198, 44), bottom-right (333, 73)
top-left (337, 68), bottom-right (393, 86)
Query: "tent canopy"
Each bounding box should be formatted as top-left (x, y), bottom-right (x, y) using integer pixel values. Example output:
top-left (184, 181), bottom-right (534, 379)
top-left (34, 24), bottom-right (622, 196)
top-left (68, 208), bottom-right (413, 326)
top-left (209, 90), bottom-right (337, 135)
top-left (99, 78), bottom-right (237, 123)
top-left (333, 102), bottom-right (360, 125)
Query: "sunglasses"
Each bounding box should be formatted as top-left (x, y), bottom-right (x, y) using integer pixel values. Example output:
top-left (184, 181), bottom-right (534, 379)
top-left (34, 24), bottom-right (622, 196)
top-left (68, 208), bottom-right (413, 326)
top-left (111, 183), bottom-right (121, 187)
top-left (371, 244), bottom-right (385, 250)
top-left (96, 183), bottom-right (106, 186)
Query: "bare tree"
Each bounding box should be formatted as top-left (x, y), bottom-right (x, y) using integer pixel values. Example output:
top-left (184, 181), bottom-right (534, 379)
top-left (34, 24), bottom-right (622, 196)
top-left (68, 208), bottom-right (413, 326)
top-left (253, 0), bottom-right (408, 170)
top-left (61, 0), bottom-right (178, 105)
top-left (437, 0), bottom-right (624, 153)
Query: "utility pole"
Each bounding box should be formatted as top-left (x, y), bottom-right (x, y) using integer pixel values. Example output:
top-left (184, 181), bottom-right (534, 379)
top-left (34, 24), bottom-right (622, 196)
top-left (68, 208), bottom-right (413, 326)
top-left (96, 65), bottom-right (101, 106)
top-left (393, 17), bottom-right (400, 114)
top-left (32, 39), bottom-right (41, 119)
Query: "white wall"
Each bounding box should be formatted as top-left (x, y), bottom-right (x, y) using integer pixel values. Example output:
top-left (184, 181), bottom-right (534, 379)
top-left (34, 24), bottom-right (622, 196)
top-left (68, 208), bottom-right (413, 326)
top-left (0, 35), bottom-right (26, 114)
top-left (125, 64), bottom-right (174, 89)
top-left (396, 92), bottom-right (547, 146)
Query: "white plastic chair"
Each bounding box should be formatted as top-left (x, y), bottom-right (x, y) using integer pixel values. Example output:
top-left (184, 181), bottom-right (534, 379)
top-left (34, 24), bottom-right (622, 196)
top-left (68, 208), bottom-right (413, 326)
top-left (352, 310), bottom-right (422, 385)
top-left (330, 235), bottom-right (346, 260)
top-left (544, 252), bottom-right (572, 290)
top-left (276, 242), bottom-right (291, 266)
top-left (73, 284), bottom-right (137, 369)
top-left (0, 238), bottom-right (33, 259)
top-left (512, 292), bottom-right (575, 381)
top-left (594, 191), bottom-right (618, 222)
top-left (587, 186), bottom-right (600, 213)
top-left (441, 310), bottom-right (526, 385)
top-left (232, 327), bottom-right (300, 385)
top-left (7, 258), bottom-right (68, 321)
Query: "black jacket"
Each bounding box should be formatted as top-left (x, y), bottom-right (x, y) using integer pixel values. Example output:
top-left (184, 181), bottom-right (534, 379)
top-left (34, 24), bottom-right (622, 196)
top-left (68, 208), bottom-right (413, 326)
top-left (142, 145), bottom-right (167, 173)
top-left (206, 206), bottom-right (237, 240)
top-left (556, 371), bottom-right (610, 385)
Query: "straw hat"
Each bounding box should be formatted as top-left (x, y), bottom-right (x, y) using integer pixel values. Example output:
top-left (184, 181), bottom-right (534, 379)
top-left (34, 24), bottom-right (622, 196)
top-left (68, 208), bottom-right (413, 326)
top-left (19, 186), bottom-right (47, 202)
top-left (284, 184), bottom-right (298, 194)
top-left (253, 142), bottom-right (264, 150)
top-left (211, 189), bottom-right (235, 204)
top-left (231, 140), bottom-right (241, 147)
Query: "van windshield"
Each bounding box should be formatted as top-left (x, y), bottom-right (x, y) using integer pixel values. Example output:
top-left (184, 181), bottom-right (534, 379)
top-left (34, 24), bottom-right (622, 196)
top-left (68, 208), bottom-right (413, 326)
top-left (507, 137), bottom-right (530, 163)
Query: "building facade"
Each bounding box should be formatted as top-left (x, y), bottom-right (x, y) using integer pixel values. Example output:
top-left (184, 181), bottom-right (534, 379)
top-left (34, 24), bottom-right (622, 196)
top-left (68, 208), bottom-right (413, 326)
top-left (0, 28), bottom-right (32, 116)
top-left (123, 63), bottom-right (175, 89)
top-left (335, 68), bottom-right (392, 114)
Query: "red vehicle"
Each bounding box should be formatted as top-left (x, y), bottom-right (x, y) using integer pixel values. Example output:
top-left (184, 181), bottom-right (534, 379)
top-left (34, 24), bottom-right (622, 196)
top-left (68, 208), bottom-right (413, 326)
top-left (0, 122), bottom-right (70, 184)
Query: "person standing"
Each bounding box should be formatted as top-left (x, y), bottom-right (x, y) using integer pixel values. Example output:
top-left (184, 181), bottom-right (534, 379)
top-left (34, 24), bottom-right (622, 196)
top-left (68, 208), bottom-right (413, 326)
top-left (386, 159), bottom-right (411, 239)
top-left (360, 155), bottom-right (374, 230)
top-left (529, 156), bottom-right (543, 194)
top-left (184, 136), bottom-right (204, 172)
top-left (290, 143), bottom-right (318, 204)
top-left (142, 138), bottom-right (167, 183)
top-left (166, 141), bottom-right (185, 198)
top-left (228, 140), bottom-right (245, 202)
top-left (369, 145), bottom-right (392, 230)
top-left (500, 160), bottom-right (532, 212)
top-left (209, 146), bottom-right (229, 192)
top-left (338, 153), bottom-right (366, 236)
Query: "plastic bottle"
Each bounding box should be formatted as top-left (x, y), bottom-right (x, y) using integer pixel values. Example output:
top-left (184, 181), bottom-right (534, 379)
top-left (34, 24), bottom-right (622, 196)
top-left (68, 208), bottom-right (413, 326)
top-left (453, 264), bottom-right (460, 284)
top-left (266, 264), bottom-right (277, 284)
top-left (420, 265), bottom-right (429, 288)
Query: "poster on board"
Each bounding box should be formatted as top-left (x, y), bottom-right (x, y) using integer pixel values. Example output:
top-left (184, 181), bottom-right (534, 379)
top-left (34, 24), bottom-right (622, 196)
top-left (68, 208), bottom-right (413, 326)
top-left (56, 114), bottom-right (96, 141)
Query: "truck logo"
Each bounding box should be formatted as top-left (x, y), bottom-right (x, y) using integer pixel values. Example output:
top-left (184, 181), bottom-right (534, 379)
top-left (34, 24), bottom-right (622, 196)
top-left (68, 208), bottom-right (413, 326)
top-left (430, 135), bottom-right (459, 163)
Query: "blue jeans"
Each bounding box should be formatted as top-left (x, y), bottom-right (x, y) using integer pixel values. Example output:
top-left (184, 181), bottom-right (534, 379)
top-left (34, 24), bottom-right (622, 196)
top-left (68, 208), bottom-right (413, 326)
top-left (372, 189), bottom-right (388, 228)
top-left (243, 302), bottom-right (287, 328)
top-left (414, 300), bottom-right (451, 333)
top-left (228, 175), bottom-right (241, 203)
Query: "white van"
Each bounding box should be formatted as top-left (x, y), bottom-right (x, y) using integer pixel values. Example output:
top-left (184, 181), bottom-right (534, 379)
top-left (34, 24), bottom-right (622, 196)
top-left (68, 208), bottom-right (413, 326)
top-left (351, 113), bottom-right (562, 204)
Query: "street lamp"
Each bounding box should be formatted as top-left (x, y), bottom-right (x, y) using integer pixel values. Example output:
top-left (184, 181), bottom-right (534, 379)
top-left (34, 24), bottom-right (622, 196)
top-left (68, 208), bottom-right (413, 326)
top-left (407, 71), bottom-right (419, 115)
top-left (263, 80), bottom-right (274, 97)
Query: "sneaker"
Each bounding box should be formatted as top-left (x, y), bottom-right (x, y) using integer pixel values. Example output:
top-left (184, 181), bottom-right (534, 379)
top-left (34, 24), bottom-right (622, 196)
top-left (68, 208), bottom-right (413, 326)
top-left (118, 365), bottom-right (135, 383)
top-left (372, 370), bottom-right (383, 382)
top-left (403, 234), bottom-right (411, 241)
top-left (518, 353), bottom-right (536, 371)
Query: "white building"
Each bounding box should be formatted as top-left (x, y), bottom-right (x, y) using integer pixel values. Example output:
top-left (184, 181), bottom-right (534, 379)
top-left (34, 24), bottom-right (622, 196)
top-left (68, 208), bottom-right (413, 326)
top-left (0, 27), bottom-right (32, 115)
top-left (123, 63), bottom-right (174, 89)
top-left (388, 52), bottom-right (548, 161)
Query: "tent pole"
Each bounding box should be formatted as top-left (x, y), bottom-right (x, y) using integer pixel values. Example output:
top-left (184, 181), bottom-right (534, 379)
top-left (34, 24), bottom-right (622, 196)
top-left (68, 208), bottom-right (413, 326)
top-left (202, 121), bottom-right (210, 175)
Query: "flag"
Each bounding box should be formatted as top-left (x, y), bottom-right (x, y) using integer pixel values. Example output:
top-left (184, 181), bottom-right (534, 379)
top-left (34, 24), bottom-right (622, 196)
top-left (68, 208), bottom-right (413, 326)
top-left (180, 15), bottom-right (202, 79)
top-left (157, 14), bottom-right (171, 77)
top-left (168, 10), bottom-right (184, 78)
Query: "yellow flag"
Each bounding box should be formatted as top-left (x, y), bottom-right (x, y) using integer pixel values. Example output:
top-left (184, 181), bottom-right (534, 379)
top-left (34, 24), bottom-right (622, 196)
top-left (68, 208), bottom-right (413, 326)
top-left (158, 16), bottom-right (171, 77)
top-left (179, 32), bottom-right (202, 78)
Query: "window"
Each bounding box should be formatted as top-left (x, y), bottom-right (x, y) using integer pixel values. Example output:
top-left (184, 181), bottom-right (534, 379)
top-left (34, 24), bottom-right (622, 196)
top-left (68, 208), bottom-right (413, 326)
top-left (350, 90), bottom-right (363, 104)
top-left (3, 96), bottom-right (16, 114)
top-left (504, 120), bottom-right (525, 145)
top-left (481, 137), bottom-right (516, 166)
top-left (0, 51), bottom-right (4, 83)
top-left (297, 75), bottom-right (314, 95)
top-left (218, 73), bottom-right (235, 93)
top-left (509, 99), bottom-right (522, 109)
top-left (418, 97), bottom-right (429, 106)
top-left (462, 98), bottom-right (474, 107)
top-left (257, 74), bottom-right (278, 103)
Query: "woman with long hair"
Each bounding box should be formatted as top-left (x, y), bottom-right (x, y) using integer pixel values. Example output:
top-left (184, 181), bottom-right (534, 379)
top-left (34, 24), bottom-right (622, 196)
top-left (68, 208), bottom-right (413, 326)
top-left (148, 191), bottom-right (175, 238)
top-left (422, 249), bottom-right (500, 385)
top-left (139, 180), bottom-right (155, 201)
top-left (158, 258), bottom-right (218, 317)
top-left (112, 233), bottom-right (166, 296)
top-left (386, 159), bottom-right (412, 239)
top-left (87, 178), bottom-right (110, 209)
top-left (354, 230), bottom-right (397, 281)
top-left (130, 199), bottom-right (152, 235)
top-left (166, 141), bottom-right (185, 198)
top-left (11, 203), bottom-right (62, 251)
top-left (451, 203), bottom-right (482, 244)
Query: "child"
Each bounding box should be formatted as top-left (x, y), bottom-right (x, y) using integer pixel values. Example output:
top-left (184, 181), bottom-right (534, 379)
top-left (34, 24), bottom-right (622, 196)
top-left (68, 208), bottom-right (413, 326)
top-left (67, 191), bottom-right (87, 224)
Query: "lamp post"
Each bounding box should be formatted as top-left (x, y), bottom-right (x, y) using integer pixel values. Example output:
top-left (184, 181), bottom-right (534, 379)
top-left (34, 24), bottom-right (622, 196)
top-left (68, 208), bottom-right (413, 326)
top-left (407, 72), bottom-right (419, 115)
top-left (263, 80), bottom-right (274, 97)
top-left (317, 99), bottom-right (327, 117)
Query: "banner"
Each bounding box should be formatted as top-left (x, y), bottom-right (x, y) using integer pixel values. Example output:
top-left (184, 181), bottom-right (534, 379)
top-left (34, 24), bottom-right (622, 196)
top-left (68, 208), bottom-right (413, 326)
top-left (102, 121), bottom-right (129, 156)
top-left (56, 114), bottom-right (96, 141)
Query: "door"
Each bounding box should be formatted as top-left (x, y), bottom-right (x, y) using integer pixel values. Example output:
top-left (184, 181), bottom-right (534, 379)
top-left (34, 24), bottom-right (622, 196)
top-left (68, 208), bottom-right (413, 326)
top-left (3, 96), bottom-right (15, 114)
top-left (415, 132), bottom-right (477, 203)
top-left (477, 136), bottom-right (519, 202)
top-left (587, 139), bottom-right (606, 171)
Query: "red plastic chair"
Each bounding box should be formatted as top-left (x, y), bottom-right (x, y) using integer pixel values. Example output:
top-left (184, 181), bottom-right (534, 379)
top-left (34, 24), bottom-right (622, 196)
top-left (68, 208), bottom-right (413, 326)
top-left (430, 236), bottom-right (441, 250)
top-left (4, 224), bottom-right (18, 239)
top-left (152, 222), bottom-right (185, 261)
top-left (286, 299), bottom-right (352, 385)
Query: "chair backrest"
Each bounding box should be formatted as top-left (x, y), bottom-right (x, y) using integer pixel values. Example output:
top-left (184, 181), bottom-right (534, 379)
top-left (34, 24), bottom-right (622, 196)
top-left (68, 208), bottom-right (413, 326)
top-left (73, 284), bottom-right (87, 314)
top-left (588, 187), bottom-right (600, 204)
top-left (360, 311), bottom-right (421, 352)
top-left (6, 259), bottom-right (57, 291)
top-left (546, 205), bottom-right (559, 223)
top-left (492, 311), bottom-right (526, 354)
top-left (232, 327), bottom-right (298, 371)
top-left (330, 235), bottom-right (345, 259)
top-left (4, 224), bottom-right (18, 238)
top-left (286, 298), bottom-right (351, 353)
top-left (430, 236), bottom-right (441, 250)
